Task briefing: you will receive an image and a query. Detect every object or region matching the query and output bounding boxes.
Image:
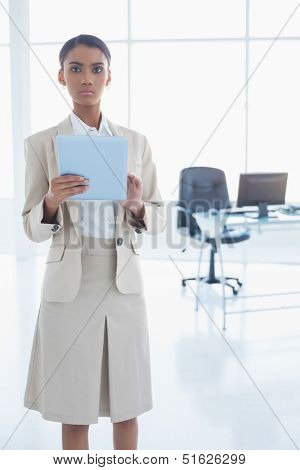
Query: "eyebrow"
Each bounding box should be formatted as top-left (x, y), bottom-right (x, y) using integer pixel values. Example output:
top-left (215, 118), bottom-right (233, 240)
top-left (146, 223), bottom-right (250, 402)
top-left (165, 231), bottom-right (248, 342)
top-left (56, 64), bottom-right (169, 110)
top-left (68, 61), bottom-right (105, 66)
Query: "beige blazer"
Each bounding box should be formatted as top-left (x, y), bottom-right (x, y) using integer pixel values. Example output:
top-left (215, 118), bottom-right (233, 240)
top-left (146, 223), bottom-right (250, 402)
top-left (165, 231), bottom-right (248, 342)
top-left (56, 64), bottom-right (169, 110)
top-left (22, 113), bottom-right (165, 302)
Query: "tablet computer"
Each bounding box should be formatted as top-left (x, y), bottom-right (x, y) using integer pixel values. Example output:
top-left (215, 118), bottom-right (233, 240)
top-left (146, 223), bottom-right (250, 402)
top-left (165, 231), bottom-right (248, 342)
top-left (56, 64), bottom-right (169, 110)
top-left (55, 134), bottom-right (128, 200)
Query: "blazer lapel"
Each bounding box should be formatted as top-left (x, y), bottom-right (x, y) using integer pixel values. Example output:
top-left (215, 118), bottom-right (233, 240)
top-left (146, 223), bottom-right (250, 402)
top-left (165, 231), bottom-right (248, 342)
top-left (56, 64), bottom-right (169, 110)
top-left (51, 114), bottom-right (128, 241)
top-left (106, 118), bottom-right (129, 227)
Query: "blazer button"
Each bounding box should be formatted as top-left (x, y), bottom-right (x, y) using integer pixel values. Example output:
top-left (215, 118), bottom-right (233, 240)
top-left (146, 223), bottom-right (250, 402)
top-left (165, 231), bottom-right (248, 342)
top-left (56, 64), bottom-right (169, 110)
top-left (117, 237), bottom-right (123, 246)
top-left (51, 224), bottom-right (59, 232)
top-left (135, 228), bottom-right (142, 234)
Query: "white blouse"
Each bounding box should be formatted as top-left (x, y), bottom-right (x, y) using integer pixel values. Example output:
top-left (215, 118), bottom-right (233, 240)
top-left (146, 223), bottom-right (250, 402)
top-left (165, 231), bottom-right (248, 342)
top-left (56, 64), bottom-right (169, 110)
top-left (70, 111), bottom-right (117, 239)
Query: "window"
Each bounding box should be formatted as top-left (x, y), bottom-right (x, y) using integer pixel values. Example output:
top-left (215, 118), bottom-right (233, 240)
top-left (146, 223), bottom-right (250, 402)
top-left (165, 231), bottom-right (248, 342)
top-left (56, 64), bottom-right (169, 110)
top-left (250, 0), bottom-right (300, 37)
top-left (14, 1), bottom-right (300, 204)
top-left (248, 41), bottom-right (300, 201)
top-left (131, 41), bottom-right (245, 200)
top-left (131, 0), bottom-right (245, 39)
top-left (0, 0), bottom-right (9, 43)
top-left (0, 0), bottom-right (13, 198)
top-left (29, 0), bottom-right (127, 42)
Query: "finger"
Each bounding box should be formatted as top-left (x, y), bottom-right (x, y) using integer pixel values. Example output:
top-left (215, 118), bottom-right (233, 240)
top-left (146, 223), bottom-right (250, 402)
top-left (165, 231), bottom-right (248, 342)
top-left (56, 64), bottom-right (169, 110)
top-left (54, 178), bottom-right (89, 190)
top-left (55, 175), bottom-right (87, 184)
top-left (58, 184), bottom-right (89, 194)
top-left (60, 186), bottom-right (88, 198)
top-left (56, 182), bottom-right (88, 191)
top-left (127, 174), bottom-right (135, 181)
top-left (128, 174), bottom-right (139, 183)
top-left (133, 177), bottom-right (142, 186)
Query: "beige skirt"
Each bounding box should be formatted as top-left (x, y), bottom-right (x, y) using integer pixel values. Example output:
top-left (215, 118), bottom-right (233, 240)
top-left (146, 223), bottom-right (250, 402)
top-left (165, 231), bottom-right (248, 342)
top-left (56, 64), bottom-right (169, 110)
top-left (23, 235), bottom-right (153, 425)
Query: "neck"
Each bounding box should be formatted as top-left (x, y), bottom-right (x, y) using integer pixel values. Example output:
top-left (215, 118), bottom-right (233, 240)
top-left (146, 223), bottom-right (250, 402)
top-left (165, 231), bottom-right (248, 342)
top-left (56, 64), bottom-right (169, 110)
top-left (72, 102), bottom-right (102, 130)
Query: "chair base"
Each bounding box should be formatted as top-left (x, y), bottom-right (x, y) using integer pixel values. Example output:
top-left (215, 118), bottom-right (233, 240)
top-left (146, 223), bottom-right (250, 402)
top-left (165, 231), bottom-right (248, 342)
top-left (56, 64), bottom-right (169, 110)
top-left (182, 276), bottom-right (242, 295)
top-left (182, 244), bottom-right (243, 296)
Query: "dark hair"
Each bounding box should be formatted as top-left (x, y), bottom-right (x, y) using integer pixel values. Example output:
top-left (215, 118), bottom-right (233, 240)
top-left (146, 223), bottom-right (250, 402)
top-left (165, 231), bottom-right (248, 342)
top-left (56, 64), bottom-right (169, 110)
top-left (59, 34), bottom-right (111, 70)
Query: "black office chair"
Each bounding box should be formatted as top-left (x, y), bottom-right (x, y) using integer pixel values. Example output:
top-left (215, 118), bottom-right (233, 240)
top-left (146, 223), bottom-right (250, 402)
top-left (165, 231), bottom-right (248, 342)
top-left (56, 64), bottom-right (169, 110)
top-left (177, 167), bottom-right (251, 295)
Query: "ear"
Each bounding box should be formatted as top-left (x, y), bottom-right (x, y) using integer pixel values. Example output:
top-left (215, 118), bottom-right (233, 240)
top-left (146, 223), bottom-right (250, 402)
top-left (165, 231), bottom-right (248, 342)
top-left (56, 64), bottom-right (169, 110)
top-left (58, 68), bottom-right (65, 86)
top-left (106, 68), bottom-right (111, 86)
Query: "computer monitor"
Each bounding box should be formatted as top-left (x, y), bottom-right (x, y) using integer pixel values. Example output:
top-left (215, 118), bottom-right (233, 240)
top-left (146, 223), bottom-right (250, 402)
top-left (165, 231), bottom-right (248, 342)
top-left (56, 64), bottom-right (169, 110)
top-left (236, 172), bottom-right (288, 218)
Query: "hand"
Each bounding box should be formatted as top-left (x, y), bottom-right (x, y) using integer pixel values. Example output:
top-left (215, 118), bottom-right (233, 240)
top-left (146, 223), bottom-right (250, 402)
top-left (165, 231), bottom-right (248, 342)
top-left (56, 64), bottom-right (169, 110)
top-left (122, 172), bottom-right (144, 217)
top-left (46, 174), bottom-right (89, 209)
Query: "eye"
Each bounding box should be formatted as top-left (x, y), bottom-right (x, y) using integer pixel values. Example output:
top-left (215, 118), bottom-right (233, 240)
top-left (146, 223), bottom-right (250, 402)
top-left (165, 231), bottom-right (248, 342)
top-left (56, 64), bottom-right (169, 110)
top-left (70, 65), bottom-right (103, 73)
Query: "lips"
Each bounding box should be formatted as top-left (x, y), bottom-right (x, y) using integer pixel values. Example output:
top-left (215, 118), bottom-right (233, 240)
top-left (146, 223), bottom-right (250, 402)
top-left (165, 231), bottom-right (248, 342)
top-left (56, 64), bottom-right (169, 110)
top-left (79, 90), bottom-right (94, 95)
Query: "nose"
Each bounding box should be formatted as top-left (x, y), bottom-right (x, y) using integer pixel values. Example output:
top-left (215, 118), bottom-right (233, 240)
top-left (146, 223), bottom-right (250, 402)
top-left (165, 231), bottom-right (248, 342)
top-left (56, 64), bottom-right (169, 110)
top-left (81, 72), bottom-right (93, 84)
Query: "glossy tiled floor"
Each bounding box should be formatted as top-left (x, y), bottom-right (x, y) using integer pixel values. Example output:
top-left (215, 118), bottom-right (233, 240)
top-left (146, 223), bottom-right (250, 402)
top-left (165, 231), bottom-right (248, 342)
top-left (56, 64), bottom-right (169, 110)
top-left (1, 255), bottom-right (300, 450)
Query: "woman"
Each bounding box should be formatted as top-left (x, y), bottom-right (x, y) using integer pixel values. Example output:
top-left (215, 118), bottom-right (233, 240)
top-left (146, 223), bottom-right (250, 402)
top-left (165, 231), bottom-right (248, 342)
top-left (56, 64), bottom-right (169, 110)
top-left (22, 34), bottom-right (165, 450)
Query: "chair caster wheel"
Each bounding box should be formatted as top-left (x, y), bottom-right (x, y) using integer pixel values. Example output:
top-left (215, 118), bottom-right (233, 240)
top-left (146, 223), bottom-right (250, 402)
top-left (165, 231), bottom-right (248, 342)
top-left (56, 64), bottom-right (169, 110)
top-left (237, 280), bottom-right (242, 287)
top-left (182, 280), bottom-right (186, 287)
top-left (233, 289), bottom-right (238, 296)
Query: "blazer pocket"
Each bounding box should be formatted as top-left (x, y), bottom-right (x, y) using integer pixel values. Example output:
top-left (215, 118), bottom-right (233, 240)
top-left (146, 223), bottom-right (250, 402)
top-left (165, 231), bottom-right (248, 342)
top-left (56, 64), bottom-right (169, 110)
top-left (45, 244), bottom-right (66, 263)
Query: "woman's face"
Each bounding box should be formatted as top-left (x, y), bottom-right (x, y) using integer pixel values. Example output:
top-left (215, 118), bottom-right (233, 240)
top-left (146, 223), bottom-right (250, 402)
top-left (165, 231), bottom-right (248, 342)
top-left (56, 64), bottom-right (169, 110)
top-left (58, 44), bottom-right (111, 106)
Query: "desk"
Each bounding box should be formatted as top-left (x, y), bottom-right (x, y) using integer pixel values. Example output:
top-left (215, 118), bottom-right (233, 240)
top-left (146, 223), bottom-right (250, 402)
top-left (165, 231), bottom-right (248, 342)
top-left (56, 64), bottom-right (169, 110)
top-left (224, 212), bottom-right (300, 231)
top-left (195, 211), bottom-right (300, 330)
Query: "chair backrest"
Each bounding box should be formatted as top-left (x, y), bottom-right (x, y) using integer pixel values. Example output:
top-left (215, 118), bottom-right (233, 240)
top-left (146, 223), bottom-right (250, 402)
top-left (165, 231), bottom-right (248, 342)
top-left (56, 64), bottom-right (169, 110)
top-left (177, 167), bottom-right (231, 237)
